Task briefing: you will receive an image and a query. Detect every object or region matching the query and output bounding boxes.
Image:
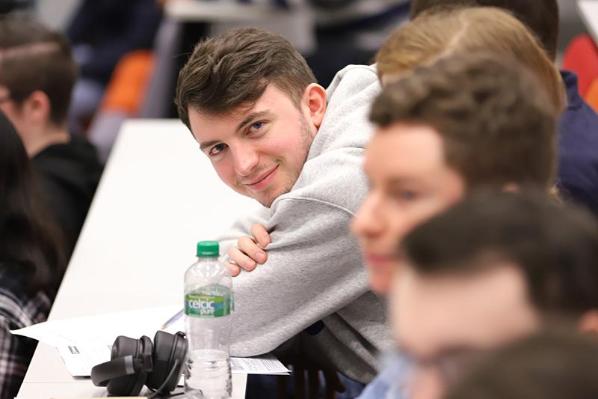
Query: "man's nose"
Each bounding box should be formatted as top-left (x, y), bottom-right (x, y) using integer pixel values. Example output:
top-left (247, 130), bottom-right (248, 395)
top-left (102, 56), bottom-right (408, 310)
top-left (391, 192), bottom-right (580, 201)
top-left (351, 192), bottom-right (385, 238)
top-left (232, 144), bottom-right (259, 177)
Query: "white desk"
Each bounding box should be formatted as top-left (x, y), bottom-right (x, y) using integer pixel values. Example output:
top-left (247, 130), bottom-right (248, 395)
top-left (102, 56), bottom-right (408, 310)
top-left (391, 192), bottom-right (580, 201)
top-left (578, 0), bottom-right (598, 42)
top-left (18, 119), bottom-right (260, 398)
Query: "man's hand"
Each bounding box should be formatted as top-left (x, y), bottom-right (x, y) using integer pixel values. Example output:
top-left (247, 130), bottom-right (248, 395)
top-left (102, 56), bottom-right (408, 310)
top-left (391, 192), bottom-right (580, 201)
top-left (227, 224), bottom-right (271, 277)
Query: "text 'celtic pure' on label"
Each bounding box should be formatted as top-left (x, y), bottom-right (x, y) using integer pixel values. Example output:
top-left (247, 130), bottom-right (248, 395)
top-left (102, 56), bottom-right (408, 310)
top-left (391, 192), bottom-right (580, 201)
top-left (185, 293), bottom-right (232, 317)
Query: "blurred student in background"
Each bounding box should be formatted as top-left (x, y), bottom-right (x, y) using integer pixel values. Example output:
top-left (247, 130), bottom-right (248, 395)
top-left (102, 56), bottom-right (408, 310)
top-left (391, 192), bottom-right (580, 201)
top-left (66, 0), bottom-right (162, 135)
top-left (0, 16), bottom-right (103, 257)
top-left (306, 0), bottom-right (411, 86)
top-left (352, 52), bottom-right (558, 398)
top-left (409, 0), bottom-right (598, 218)
top-left (0, 111), bottom-right (65, 399)
top-left (394, 191), bottom-right (598, 399)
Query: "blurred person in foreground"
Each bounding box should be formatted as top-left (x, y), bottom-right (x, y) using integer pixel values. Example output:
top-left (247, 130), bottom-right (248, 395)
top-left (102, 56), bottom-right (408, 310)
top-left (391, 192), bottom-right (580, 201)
top-left (351, 51), bottom-right (558, 398)
top-left (391, 191), bottom-right (598, 399)
top-left (444, 329), bottom-right (598, 399)
top-left (365, 6), bottom-right (563, 297)
top-left (0, 111), bottom-right (65, 399)
top-left (0, 16), bottom-right (103, 257)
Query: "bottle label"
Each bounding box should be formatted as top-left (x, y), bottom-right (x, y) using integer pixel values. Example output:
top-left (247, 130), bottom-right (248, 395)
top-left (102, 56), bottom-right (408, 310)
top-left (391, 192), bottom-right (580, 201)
top-left (185, 293), bottom-right (232, 317)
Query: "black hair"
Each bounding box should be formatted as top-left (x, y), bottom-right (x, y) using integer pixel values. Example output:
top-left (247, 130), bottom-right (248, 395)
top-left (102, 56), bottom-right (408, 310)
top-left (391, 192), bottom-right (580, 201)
top-left (0, 111), bottom-right (65, 294)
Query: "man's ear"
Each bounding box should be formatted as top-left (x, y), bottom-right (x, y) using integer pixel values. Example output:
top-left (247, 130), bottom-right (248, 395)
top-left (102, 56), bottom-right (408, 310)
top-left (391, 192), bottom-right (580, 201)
top-left (23, 90), bottom-right (51, 125)
top-left (579, 310), bottom-right (598, 335)
top-left (302, 83), bottom-right (327, 129)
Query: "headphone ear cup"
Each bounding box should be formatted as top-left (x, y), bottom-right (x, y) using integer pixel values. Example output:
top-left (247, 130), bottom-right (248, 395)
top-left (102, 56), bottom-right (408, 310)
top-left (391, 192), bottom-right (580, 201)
top-left (146, 331), bottom-right (188, 393)
top-left (106, 336), bottom-right (152, 396)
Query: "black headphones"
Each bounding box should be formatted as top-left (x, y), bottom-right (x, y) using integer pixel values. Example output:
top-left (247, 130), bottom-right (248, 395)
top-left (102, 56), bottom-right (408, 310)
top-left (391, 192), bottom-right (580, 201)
top-left (91, 331), bottom-right (188, 397)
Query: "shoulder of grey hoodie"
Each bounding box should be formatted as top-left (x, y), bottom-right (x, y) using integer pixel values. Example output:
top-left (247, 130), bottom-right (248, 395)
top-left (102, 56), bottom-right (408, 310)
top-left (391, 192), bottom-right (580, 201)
top-left (283, 64), bottom-right (379, 211)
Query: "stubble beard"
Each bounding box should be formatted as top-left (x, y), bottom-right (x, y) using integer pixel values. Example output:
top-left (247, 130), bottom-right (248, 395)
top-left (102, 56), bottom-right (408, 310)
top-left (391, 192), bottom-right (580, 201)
top-left (256, 114), bottom-right (316, 208)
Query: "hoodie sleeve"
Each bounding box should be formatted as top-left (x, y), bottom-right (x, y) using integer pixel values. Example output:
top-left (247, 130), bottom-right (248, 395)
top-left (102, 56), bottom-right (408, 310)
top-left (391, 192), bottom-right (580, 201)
top-left (228, 196), bottom-right (369, 356)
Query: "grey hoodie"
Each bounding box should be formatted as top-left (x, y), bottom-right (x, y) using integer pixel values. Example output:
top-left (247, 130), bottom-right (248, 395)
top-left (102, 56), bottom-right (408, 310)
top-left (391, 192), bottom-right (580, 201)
top-left (220, 65), bottom-right (392, 383)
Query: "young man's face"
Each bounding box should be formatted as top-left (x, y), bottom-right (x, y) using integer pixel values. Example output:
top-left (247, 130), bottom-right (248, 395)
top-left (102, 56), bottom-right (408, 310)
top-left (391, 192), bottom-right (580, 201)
top-left (351, 123), bottom-right (465, 294)
top-left (390, 262), bottom-right (540, 399)
top-left (188, 84), bottom-right (317, 207)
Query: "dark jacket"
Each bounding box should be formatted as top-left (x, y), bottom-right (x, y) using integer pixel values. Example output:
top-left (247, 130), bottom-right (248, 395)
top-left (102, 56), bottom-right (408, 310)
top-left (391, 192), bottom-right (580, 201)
top-left (558, 71), bottom-right (598, 216)
top-left (32, 136), bottom-right (103, 256)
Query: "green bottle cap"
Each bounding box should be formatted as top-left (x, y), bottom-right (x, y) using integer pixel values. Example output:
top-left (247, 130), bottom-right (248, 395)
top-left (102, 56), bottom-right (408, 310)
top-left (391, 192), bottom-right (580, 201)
top-left (196, 241), bottom-right (219, 257)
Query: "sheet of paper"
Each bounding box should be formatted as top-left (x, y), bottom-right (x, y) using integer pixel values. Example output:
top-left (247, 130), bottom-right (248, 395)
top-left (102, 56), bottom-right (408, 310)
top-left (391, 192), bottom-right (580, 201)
top-left (12, 306), bottom-right (181, 348)
top-left (12, 306), bottom-right (289, 377)
top-left (231, 355), bottom-right (290, 375)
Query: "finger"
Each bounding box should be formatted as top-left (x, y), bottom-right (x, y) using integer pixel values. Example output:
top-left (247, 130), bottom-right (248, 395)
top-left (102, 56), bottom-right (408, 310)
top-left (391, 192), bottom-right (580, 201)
top-left (238, 236), bottom-right (267, 264)
top-left (227, 262), bottom-right (241, 277)
top-left (227, 246), bottom-right (258, 272)
top-left (251, 224), bottom-right (271, 248)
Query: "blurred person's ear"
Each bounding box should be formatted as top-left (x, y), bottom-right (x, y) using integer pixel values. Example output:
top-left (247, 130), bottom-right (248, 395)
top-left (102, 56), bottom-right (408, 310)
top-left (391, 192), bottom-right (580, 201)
top-left (579, 310), bottom-right (598, 335)
top-left (23, 90), bottom-right (51, 126)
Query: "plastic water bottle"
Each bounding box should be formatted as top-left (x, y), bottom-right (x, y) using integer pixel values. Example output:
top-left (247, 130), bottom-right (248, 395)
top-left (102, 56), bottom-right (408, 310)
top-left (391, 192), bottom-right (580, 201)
top-left (184, 241), bottom-right (233, 399)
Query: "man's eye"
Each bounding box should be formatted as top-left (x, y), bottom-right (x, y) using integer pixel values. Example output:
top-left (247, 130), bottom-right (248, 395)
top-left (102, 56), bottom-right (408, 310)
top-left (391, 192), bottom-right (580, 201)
top-left (208, 143), bottom-right (227, 157)
top-left (248, 121), bottom-right (265, 134)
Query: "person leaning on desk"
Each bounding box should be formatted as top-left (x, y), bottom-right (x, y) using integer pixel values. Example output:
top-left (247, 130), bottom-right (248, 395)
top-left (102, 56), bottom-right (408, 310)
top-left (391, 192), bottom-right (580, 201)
top-left (175, 27), bottom-right (391, 397)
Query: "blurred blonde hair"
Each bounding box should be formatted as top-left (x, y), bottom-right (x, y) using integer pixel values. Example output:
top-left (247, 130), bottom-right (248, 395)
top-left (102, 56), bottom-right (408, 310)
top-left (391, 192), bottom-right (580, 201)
top-left (376, 7), bottom-right (564, 114)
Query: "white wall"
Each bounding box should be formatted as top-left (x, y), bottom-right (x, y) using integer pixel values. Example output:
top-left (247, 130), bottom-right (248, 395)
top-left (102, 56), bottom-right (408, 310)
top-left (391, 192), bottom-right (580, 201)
top-left (558, 0), bottom-right (587, 51)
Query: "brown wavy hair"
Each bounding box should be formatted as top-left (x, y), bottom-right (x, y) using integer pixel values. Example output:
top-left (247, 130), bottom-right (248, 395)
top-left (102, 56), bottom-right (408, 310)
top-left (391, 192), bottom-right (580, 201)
top-left (410, 0), bottom-right (559, 60)
top-left (376, 7), bottom-right (564, 114)
top-left (370, 53), bottom-right (557, 191)
top-left (176, 28), bottom-right (316, 129)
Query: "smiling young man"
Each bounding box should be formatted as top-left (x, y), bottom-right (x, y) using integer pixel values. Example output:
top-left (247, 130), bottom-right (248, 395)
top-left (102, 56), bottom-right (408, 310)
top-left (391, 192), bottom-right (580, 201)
top-left (176, 28), bottom-right (389, 394)
top-left (350, 53), bottom-right (557, 399)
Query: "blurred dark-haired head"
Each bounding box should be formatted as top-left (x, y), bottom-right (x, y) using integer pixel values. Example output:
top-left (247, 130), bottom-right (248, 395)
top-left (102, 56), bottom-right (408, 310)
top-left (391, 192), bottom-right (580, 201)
top-left (0, 15), bottom-right (77, 127)
top-left (0, 111), bottom-right (65, 294)
top-left (0, 109), bottom-right (29, 193)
